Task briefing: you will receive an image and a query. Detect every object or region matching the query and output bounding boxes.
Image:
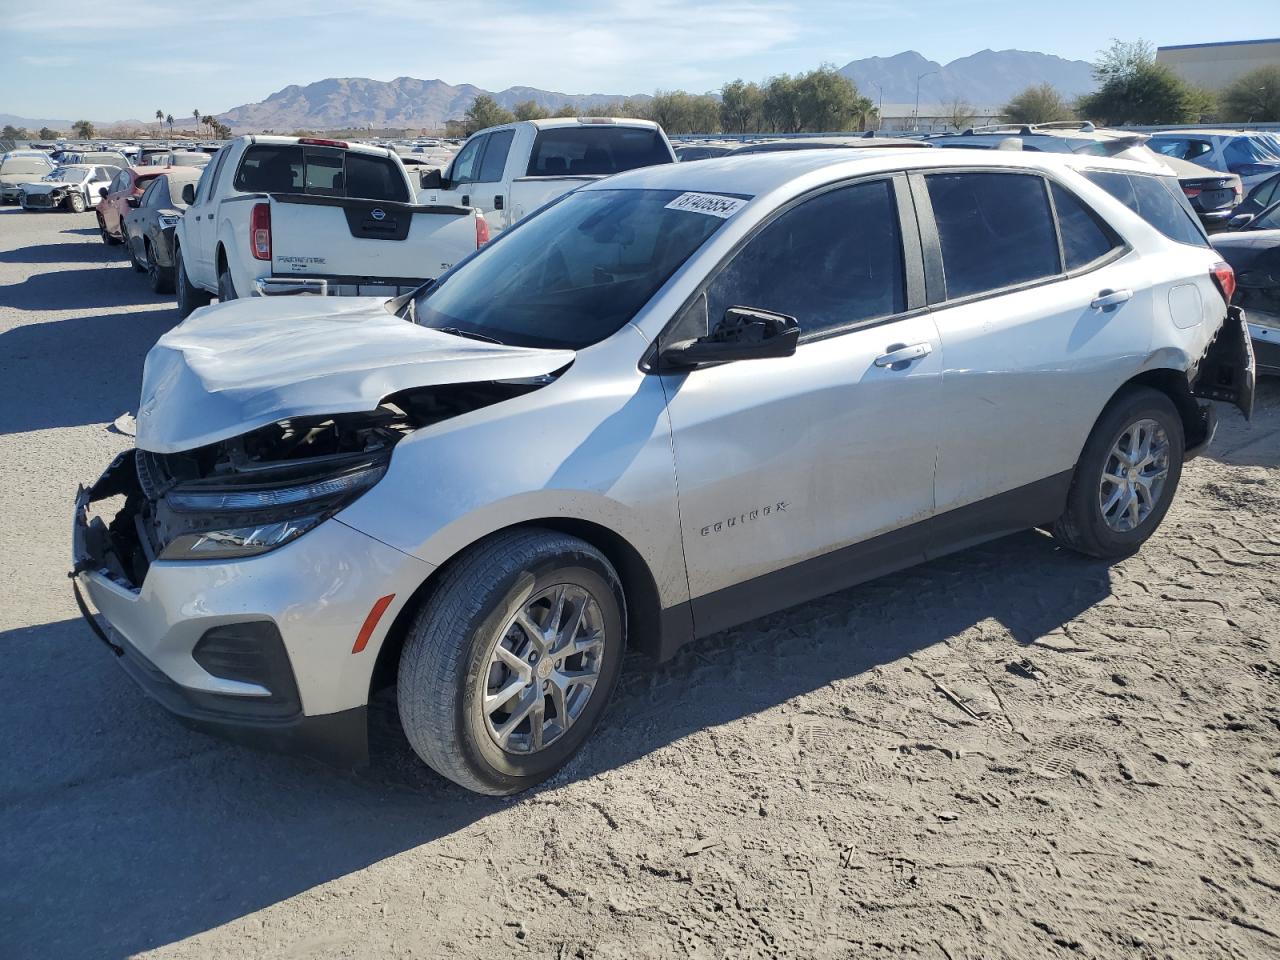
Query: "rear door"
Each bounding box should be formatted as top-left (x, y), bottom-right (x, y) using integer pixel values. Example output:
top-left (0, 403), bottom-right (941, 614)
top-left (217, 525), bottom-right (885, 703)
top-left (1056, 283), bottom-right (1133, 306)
top-left (662, 175), bottom-right (943, 633)
top-left (465, 128), bottom-right (515, 231)
top-left (922, 170), bottom-right (1146, 518)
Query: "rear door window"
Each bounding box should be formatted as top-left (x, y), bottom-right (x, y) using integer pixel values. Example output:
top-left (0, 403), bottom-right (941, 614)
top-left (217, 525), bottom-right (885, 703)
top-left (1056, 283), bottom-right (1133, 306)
top-left (926, 172), bottom-right (1061, 300)
top-left (527, 127), bottom-right (671, 176)
top-left (706, 179), bottom-right (907, 338)
top-left (1083, 171), bottom-right (1209, 248)
top-left (1050, 182), bottom-right (1123, 270)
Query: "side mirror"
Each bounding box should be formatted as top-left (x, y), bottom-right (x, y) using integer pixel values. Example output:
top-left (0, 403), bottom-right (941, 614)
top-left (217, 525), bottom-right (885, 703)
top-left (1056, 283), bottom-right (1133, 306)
top-left (98, 187), bottom-right (109, 198)
top-left (660, 307), bottom-right (800, 368)
top-left (1228, 212), bottom-right (1255, 231)
top-left (181, 183), bottom-right (196, 205)
top-left (126, 196), bottom-right (140, 208)
top-left (419, 168), bottom-right (444, 190)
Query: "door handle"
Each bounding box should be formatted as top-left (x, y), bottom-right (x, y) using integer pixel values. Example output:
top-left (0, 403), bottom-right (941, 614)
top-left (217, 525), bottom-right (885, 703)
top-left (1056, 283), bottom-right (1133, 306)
top-left (874, 342), bottom-right (933, 369)
top-left (494, 195), bottom-right (504, 210)
top-left (1091, 288), bottom-right (1132, 311)
top-left (461, 194), bottom-right (470, 207)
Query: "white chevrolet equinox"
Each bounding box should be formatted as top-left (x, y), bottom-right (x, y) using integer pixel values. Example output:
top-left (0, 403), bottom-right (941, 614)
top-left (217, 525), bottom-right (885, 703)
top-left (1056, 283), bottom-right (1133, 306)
top-left (73, 149), bottom-right (1255, 794)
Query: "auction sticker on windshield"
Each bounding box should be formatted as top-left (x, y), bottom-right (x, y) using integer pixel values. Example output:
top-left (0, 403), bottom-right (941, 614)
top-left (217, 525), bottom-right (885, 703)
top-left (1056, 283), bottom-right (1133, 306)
top-left (665, 193), bottom-right (748, 218)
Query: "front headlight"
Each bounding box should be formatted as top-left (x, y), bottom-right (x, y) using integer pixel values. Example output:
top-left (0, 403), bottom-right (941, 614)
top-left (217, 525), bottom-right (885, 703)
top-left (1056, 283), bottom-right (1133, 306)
top-left (156, 461), bottom-right (387, 561)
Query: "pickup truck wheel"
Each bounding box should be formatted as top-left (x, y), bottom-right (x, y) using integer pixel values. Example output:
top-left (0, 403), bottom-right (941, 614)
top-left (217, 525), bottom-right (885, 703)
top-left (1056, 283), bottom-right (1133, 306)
top-left (175, 251), bottom-right (211, 318)
top-left (67, 192), bottom-right (86, 213)
top-left (217, 266), bottom-right (237, 302)
top-left (1052, 387), bottom-right (1184, 559)
top-left (147, 243), bottom-right (175, 294)
top-left (398, 529), bottom-right (626, 795)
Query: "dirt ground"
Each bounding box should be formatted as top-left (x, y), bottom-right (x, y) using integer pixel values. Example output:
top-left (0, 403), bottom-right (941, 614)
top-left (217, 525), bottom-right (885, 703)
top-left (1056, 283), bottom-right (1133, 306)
top-left (1, 205), bottom-right (1277, 960)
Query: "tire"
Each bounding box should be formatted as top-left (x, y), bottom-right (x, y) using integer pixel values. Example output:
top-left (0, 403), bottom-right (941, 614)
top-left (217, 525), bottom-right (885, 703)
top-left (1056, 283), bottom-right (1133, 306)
top-left (147, 242), bottom-right (174, 294)
top-left (175, 248), bottom-right (211, 318)
top-left (398, 528), bottom-right (626, 795)
top-left (126, 234), bottom-right (145, 272)
top-left (1052, 386), bottom-right (1184, 559)
top-left (217, 264), bottom-right (237, 302)
top-left (67, 192), bottom-right (86, 213)
top-left (99, 215), bottom-right (121, 245)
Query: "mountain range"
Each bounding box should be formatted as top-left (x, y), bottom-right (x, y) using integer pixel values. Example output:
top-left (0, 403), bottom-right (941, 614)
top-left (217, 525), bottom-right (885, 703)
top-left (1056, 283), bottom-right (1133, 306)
top-left (4, 49), bottom-right (1098, 134)
top-left (838, 49), bottom-right (1095, 106)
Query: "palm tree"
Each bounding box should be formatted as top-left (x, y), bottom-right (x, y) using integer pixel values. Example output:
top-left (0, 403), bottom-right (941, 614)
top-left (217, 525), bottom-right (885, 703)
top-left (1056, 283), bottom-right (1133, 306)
top-left (193, 109), bottom-right (200, 136)
top-left (154, 109), bottom-right (164, 136)
top-left (166, 114), bottom-right (174, 135)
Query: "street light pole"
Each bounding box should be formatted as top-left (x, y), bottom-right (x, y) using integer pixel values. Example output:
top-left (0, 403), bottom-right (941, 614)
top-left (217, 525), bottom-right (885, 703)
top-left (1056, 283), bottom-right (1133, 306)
top-left (914, 70), bottom-right (938, 131)
top-left (872, 81), bottom-right (884, 132)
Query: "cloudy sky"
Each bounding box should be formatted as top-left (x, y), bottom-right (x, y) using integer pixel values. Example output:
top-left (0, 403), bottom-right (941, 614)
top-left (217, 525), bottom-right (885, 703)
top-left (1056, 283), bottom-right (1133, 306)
top-left (1, 0), bottom-right (1273, 120)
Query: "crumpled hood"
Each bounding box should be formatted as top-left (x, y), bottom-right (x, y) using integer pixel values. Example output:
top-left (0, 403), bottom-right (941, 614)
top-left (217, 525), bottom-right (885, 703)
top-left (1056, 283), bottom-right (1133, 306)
top-left (136, 296), bottom-right (575, 453)
top-left (19, 180), bottom-right (74, 194)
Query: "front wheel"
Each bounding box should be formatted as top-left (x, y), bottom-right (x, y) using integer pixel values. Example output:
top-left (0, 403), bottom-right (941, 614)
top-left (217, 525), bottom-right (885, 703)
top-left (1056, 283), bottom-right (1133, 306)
top-left (1052, 386), bottom-right (1185, 559)
top-left (398, 529), bottom-right (626, 795)
top-left (67, 192), bottom-right (86, 213)
top-left (175, 249), bottom-right (212, 318)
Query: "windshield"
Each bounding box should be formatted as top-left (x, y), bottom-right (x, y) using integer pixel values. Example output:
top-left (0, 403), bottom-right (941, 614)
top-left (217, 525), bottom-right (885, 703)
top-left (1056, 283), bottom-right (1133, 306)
top-left (415, 188), bottom-right (735, 350)
top-left (45, 166), bottom-right (87, 182)
top-left (1, 158), bottom-right (52, 176)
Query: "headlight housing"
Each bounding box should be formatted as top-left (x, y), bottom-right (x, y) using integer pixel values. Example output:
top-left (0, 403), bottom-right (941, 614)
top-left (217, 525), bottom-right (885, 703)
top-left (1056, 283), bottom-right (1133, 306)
top-left (153, 458), bottom-right (388, 561)
top-left (158, 215), bottom-right (180, 229)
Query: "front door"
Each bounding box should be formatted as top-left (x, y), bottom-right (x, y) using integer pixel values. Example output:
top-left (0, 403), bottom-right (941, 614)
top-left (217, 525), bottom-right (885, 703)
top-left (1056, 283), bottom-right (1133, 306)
top-left (660, 176), bottom-right (942, 634)
top-left (466, 128), bottom-right (514, 231)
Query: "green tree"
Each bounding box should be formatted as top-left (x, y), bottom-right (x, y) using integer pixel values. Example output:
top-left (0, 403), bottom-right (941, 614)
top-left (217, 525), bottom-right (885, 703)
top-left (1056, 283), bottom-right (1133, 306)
top-left (1220, 65), bottom-right (1280, 121)
top-left (552, 105), bottom-right (579, 118)
top-left (192, 109), bottom-right (200, 135)
top-left (72, 119), bottom-right (95, 139)
top-left (1003, 83), bottom-right (1075, 124)
top-left (464, 95), bottom-right (516, 134)
top-left (513, 100), bottom-right (550, 121)
top-left (720, 79), bottom-right (765, 133)
top-left (1, 124), bottom-right (30, 140)
top-left (1077, 39), bottom-right (1204, 124)
top-left (166, 114), bottom-right (174, 136)
top-left (792, 66), bottom-right (862, 132)
top-left (762, 74), bottom-right (801, 132)
top-left (38, 126), bottom-right (59, 140)
top-left (154, 108), bottom-right (164, 135)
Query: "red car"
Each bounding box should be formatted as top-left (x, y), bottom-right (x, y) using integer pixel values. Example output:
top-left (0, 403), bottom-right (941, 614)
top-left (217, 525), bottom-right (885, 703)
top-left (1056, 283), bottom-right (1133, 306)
top-left (96, 167), bottom-right (167, 245)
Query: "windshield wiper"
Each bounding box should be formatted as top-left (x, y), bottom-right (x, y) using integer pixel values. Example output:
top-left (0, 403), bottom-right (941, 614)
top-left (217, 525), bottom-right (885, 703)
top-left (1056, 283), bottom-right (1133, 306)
top-left (437, 326), bottom-right (505, 346)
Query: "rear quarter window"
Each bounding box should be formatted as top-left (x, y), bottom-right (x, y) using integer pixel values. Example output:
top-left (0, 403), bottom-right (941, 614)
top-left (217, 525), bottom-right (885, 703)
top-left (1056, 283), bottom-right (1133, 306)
top-left (1083, 171), bottom-right (1209, 248)
top-left (1049, 182), bottom-right (1123, 270)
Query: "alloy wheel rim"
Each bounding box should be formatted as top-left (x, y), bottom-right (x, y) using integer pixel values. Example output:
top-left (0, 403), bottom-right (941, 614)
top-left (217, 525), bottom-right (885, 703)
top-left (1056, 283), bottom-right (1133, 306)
top-left (480, 583), bottom-right (605, 755)
top-left (1099, 418), bottom-right (1170, 532)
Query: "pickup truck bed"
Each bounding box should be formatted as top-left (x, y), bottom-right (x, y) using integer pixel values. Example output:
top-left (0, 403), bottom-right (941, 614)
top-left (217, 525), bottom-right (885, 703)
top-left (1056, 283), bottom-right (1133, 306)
top-left (258, 194), bottom-right (478, 297)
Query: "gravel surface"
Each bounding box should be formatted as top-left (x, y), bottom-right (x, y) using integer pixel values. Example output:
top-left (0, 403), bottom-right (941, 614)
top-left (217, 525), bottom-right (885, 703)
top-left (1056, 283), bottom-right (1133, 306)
top-left (1, 206), bottom-right (1278, 960)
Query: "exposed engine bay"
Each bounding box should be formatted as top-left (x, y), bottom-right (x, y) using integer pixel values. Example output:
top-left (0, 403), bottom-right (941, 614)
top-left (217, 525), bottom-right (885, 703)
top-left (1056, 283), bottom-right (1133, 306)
top-left (77, 381), bottom-right (546, 589)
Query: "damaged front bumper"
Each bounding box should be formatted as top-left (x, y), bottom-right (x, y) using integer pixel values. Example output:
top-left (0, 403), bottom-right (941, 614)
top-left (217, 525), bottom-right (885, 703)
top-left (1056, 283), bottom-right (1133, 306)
top-left (71, 451), bottom-right (432, 766)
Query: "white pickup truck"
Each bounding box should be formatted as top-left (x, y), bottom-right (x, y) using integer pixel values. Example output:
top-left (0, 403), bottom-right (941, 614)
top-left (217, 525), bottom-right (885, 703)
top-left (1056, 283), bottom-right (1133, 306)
top-left (175, 136), bottom-right (488, 318)
top-left (419, 117), bottom-right (675, 235)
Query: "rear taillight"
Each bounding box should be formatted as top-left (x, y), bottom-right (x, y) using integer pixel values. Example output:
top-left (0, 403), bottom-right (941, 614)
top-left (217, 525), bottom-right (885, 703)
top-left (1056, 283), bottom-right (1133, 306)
top-left (1210, 261), bottom-right (1236, 304)
top-left (475, 214), bottom-right (490, 248)
top-left (251, 202), bottom-right (271, 261)
top-left (1182, 185), bottom-right (1202, 198)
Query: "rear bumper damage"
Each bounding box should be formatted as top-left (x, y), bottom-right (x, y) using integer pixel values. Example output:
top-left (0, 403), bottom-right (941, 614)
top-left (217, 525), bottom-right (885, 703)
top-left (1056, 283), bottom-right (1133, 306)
top-left (1191, 305), bottom-right (1256, 421)
top-left (71, 452), bottom-right (431, 767)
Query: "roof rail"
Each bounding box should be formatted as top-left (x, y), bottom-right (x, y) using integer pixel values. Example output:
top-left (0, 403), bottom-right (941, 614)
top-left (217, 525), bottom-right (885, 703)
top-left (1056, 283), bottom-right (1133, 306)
top-left (961, 121), bottom-right (1097, 135)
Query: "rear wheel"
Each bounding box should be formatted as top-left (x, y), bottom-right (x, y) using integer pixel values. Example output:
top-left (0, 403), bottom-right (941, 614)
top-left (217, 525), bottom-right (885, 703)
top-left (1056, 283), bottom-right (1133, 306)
top-left (1052, 387), bottom-right (1184, 559)
top-left (175, 248), bottom-right (211, 318)
top-left (98, 214), bottom-right (121, 245)
top-left (126, 233), bottom-right (145, 272)
top-left (217, 264), bottom-right (237, 302)
top-left (146, 241), bottom-right (174, 294)
top-left (398, 529), bottom-right (626, 795)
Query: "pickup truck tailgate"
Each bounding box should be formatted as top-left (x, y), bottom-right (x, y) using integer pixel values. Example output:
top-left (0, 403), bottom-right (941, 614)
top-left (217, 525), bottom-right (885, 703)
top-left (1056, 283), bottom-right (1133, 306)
top-left (269, 194), bottom-right (477, 289)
